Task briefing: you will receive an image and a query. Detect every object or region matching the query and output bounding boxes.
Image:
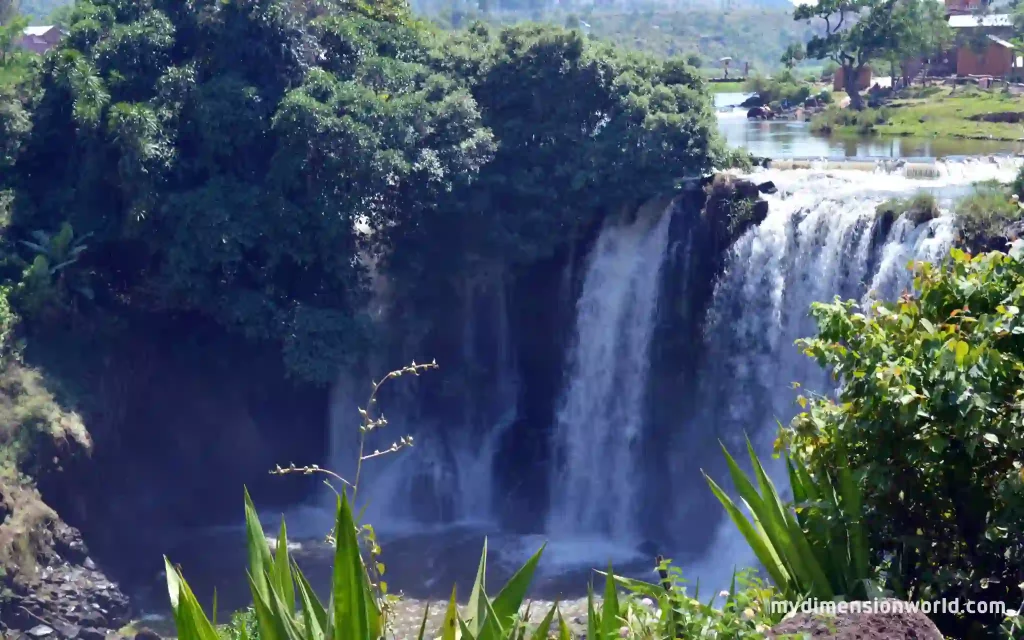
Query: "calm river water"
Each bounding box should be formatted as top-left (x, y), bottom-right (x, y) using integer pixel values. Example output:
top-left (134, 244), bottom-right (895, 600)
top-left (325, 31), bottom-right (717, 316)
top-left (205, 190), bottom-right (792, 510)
top-left (714, 92), bottom-right (1024, 159)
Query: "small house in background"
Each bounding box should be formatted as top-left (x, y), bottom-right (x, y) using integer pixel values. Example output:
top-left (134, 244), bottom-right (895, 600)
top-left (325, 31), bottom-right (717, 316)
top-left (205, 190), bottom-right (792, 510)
top-left (832, 66), bottom-right (872, 92)
top-left (947, 13), bottom-right (1019, 78)
top-left (15, 26), bottom-right (63, 55)
top-left (956, 34), bottom-right (1021, 77)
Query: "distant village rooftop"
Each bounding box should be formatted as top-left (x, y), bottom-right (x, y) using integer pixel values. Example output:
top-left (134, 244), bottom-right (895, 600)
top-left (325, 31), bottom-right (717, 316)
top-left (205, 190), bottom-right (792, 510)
top-left (948, 13), bottom-right (1013, 28)
top-left (14, 25), bottom-right (63, 55)
top-left (22, 25), bottom-right (58, 37)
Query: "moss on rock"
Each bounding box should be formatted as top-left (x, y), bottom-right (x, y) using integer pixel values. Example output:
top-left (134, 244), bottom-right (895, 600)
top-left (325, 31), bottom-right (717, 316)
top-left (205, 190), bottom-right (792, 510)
top-left (875, 192), bottom-right (941, 227)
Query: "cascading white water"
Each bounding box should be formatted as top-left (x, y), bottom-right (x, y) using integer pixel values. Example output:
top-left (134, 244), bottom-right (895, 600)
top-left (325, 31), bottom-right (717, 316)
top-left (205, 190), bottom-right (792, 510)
top-left (322, 275), bottom-right (519, 532)
top-left (547, 200), bottom-right (676, 541)
top-left (678, 162), bottom-right (1019, 590)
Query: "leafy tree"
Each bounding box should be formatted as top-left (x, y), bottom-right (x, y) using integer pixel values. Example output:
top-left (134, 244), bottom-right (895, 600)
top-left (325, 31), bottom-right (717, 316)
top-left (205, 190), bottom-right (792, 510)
top-left (780, 42), bottom-right (804, 69)
top-left (12, 0), bottom-right (493, 382)
top-left (0, 84), bottom-right (29, 177)
top-left (11, 0), bottom-right (723, 383)
top-left (785, 245), bottom-right (1024, 636)
top-left (0, 13), bottom-right (27, 65)
top-left (433, 23), bottom-right (724, 268)
top-left (795, 0), bottom-right (948, 109)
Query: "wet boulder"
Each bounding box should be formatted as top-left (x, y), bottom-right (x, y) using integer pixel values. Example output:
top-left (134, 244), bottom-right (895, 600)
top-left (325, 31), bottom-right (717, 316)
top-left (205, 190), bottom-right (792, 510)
top-left (740, 94), bottom-right (765, 108)
top-left (747, 106), bottom-right (774, 120)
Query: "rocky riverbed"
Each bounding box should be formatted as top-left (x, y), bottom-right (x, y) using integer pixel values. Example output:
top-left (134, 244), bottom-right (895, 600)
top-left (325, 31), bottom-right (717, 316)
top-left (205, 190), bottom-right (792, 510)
top-left (1, 483), bottom-right (132, 640)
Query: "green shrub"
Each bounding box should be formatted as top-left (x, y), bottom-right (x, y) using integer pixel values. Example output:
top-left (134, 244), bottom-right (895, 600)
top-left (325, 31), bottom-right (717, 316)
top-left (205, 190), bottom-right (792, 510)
top-left (810, 106), bottom-right (889, 134)
top-left (787, 246), bottom-right (1024, 636)
top-left (1012, 165), bottom-right (1024, 199)
top-left (220, 609), bottom-right (259, 640)
top-left (876, 192), bottom-right (941, 226)
top-left (817, 89), bottom-right (833, 104)
top-left (12, 222), bottom-right (93, 325)
top-left (743, 71), bottom-right (816, 106)
top-left (954, 181), bottom-right (1023, 251)
top-left (606, 564), bottom-right (782, 638)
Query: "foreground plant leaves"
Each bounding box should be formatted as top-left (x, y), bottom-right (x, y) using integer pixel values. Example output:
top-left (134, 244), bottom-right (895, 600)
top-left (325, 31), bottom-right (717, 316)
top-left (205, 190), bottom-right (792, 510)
top-left (704, 437), bottom-right (872, 604)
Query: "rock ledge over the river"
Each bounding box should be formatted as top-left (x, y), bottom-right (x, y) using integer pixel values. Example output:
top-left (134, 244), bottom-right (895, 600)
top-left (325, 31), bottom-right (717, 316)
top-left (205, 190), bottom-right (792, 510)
top-left (768, 598), bottom-right (943, 639)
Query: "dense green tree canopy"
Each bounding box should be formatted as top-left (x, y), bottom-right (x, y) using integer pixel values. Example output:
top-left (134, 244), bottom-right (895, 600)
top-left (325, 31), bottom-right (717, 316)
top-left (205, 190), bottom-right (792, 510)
top-left (8, 0), bottom-right (720, 383)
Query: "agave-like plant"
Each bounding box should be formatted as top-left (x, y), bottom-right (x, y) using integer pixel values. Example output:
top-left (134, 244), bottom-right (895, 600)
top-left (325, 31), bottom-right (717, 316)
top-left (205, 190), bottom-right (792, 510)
top-left (165, 488), bottom-right (554, 640)
top-left (439, 538), bottom-right (559, 640)
top-left (702, 437), bottom-right (875, 604)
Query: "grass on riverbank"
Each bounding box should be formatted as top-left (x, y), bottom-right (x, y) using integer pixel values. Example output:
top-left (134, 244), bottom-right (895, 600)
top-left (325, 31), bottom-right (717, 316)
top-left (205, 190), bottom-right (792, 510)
top-left (708, 81), bottom-right (746, 93)
top-left (813, 86), bottom-right (1024, 141)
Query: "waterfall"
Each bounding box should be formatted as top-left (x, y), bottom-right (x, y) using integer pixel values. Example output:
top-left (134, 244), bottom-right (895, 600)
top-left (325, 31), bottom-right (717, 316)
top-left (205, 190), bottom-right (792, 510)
top-left (677, 168), bottom-right (964, 589)
top-left (326, 275), bottom-right (518, 531)
top-left (547, 199), bottom-right (676, 541)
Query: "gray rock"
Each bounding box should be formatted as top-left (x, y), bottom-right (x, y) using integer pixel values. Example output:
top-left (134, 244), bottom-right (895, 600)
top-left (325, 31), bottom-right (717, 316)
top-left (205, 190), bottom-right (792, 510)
top-left (28, 625), bottom-right (55, 637)
top-left (768, 599), bottom-right (943, 639)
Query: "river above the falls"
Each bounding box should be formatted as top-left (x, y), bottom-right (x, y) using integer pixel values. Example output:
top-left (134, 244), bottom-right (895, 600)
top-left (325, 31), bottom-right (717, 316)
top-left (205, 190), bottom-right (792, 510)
top-left (715, 92), bottom-right (1024, 159)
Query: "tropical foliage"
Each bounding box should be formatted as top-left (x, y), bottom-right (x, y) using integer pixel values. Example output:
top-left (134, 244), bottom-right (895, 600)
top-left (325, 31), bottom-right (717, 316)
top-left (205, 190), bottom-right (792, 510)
top-left (785, 244), bottom-right (1024, 635)
top-left (4, 0), bottom-right (720, 385)
top-left (705, 438), bottom-right (875, 604)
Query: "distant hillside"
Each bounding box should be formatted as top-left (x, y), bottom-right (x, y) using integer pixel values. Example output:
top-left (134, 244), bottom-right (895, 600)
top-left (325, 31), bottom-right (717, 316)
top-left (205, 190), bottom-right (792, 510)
top-left (426, 3), bottom-right (814, 72)
top-left (582, 8), bottom-right (815, 72)
top-left (19, 0), bottom-right (810, 72)
top-left (19, 0), bottom-right (67, 20)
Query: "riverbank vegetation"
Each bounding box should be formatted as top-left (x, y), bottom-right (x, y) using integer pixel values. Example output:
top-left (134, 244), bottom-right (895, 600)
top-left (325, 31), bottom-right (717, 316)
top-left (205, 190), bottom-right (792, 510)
top-left (743, 70), bottom-right (831, 109)
top-left (788, 240), bottom-right (1024, 638)
top-left (2, 0), bottom-right (727, 386)
top-left (813, 86), bottom-right (1024, 140)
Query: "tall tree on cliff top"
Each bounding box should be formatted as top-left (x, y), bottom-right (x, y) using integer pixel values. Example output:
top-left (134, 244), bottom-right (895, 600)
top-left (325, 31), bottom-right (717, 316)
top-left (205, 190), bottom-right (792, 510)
top-left (795, 0), bottom-right (949, 109)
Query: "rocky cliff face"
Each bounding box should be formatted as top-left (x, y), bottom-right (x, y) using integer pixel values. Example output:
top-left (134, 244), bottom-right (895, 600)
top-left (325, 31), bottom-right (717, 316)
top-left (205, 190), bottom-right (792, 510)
top-left (0, 363), bottom-right (131, 638)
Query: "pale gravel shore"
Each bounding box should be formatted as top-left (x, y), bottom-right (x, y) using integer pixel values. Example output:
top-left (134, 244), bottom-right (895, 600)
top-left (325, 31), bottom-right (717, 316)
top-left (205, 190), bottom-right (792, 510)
top-left (387, 596), bottom-right (594, 640)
